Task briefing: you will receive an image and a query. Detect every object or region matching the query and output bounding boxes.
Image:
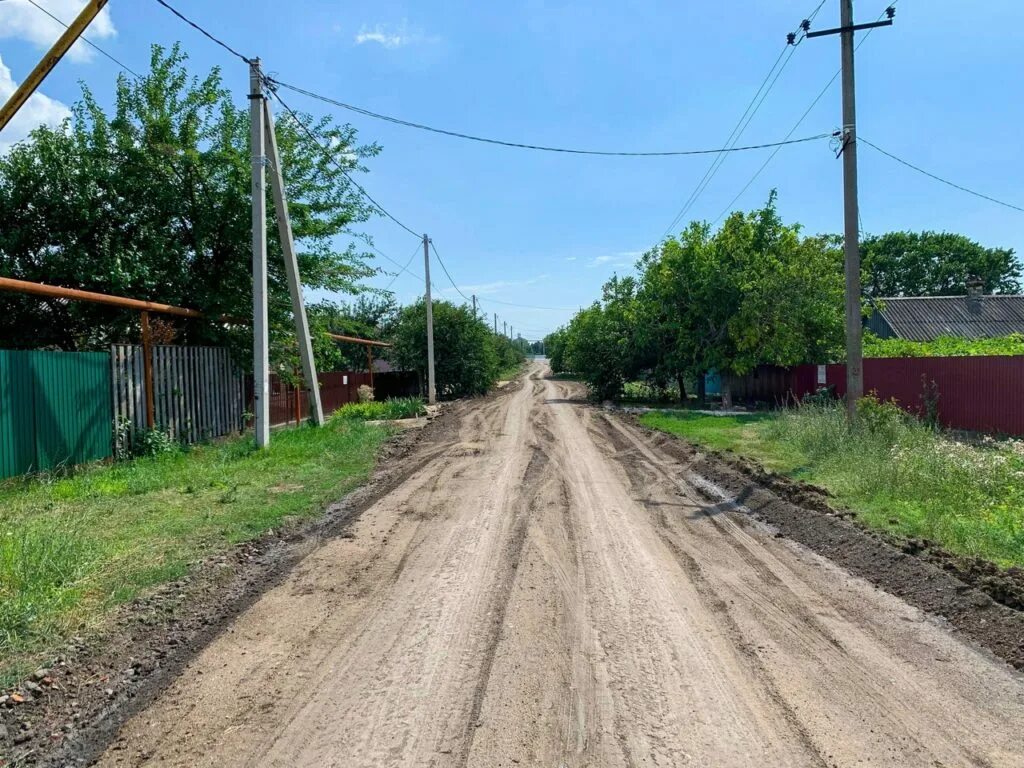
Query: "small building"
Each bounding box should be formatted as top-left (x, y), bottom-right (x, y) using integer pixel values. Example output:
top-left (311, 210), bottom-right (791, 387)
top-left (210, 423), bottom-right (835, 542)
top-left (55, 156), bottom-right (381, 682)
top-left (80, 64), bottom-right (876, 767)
top-left (866, 282), bottom-right (1024, 341)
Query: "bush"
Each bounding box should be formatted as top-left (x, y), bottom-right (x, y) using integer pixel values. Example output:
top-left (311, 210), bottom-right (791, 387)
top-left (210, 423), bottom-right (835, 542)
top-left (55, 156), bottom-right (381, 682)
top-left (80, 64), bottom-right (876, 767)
top-left (864, 332), bottom-right (1024, 358)
top-left (330, 397), bottom-right (426, 422)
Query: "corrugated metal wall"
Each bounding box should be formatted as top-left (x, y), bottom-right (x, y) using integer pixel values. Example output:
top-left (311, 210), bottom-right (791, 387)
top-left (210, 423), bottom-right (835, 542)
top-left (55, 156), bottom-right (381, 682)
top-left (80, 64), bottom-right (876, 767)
top-left (0, 350), bottom-right (112, 479)
top-left (111, 345), bottom-right (244, 445)
top-left (729, 356), bottom-right (1024, 436)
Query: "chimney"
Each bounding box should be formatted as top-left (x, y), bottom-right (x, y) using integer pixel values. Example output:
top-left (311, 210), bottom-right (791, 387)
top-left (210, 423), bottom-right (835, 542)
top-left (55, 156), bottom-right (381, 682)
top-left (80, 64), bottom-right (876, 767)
top-left (966, 276), bottom-right (984, 315)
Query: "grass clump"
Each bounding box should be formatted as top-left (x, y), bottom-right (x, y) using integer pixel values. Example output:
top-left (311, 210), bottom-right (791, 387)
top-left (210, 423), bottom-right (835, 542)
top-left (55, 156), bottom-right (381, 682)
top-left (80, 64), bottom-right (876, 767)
top-left (0, 419), bottom-right (390, 680)
top-left (641, 399), bottom-right (1024, 568)
top-left (330, 397), bottom-right (426, 422)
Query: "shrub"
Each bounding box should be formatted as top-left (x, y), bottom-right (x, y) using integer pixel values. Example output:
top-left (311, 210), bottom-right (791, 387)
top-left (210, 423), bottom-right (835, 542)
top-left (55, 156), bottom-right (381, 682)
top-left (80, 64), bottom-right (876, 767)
top-left (330, 397), bottom-right (426, 422)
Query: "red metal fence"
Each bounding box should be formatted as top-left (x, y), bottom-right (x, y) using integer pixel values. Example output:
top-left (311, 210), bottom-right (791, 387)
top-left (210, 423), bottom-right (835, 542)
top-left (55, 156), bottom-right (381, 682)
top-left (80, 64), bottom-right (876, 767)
top-left (253, 370), bottom-right (420, 427)
top-left (730, 356), bottom-right (1024, 436)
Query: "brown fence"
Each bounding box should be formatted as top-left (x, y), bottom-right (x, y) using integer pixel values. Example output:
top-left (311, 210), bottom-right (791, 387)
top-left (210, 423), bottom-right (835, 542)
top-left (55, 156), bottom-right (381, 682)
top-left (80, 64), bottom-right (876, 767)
top-left (260, 370), bottom-right (421, 427)
top-left (727, 356), bottom-right (1024, 436)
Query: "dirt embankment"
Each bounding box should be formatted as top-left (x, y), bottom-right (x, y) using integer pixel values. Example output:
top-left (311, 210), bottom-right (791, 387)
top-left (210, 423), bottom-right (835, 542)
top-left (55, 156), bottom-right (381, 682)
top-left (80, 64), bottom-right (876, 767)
top-left (625, 415), bottom-right (1024, 671)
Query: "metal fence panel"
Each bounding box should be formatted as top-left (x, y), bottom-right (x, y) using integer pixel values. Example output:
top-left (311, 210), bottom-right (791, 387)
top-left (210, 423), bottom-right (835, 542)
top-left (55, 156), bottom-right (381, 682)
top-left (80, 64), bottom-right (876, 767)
top-left (111, 345), bottom-right (242, 446)
top-left (0, 350), bottom-right (112, 479)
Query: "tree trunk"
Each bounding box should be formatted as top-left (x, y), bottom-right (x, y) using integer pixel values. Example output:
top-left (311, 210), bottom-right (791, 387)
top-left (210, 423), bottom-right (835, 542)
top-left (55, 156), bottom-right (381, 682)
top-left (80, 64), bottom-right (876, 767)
top-left (721, 377), bottom-right (733, 409)
top-left (696, 372), bottom-right (707, 405)
top-left (676, 373), bottom-right (687, 405)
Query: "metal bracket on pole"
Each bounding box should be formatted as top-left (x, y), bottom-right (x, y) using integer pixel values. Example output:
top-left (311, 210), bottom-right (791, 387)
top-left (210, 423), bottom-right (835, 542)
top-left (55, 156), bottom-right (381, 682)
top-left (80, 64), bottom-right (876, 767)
top-left (250, 59), bottom-right (271, 448)
top-left (263, 98), bottom-right (325, 426)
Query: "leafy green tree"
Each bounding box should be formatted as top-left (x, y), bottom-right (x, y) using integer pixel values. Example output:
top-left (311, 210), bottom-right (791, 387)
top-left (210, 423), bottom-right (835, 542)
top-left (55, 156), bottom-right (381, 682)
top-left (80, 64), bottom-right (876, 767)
top-left (861, 231), bottom-right (1020, 297)
top-left (389, 299), bottom-right (520, 398)
top-left (306, 295), bottom-right (398, 372)
top-left (544, 328), bottom-right (569, 373)
top-left (0, 45), bottom-right (379, 372)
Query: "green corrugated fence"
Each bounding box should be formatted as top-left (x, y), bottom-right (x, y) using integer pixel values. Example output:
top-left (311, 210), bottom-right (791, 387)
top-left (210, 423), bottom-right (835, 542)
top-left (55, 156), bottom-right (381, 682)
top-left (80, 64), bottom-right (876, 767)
top-left (0, 350), bottom-right (113, 479)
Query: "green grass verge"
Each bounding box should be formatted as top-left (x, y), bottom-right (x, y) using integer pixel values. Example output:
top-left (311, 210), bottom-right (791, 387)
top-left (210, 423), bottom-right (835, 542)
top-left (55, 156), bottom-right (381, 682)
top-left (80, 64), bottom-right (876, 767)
top-left (640, 406), bottom-right (1024, 569)
top-left (0, 419), bottom-right (391, 683)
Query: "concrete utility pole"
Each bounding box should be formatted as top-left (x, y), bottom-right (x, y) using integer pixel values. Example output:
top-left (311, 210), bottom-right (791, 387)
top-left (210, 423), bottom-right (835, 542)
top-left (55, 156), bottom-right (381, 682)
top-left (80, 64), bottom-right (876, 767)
top-left (263, 99), bottom-right (324, 426)
top-left (0, 0), bottom-right (108, 133)
top-left (494, 313), bottom-right (498, 334)
top-left (423, 234), bottom-right (436, 405)
top-left (472, 294), bottom-right (477, 318)
top-left (839, 0), bottom-right (862, 420)
top-left (504, 322), bottom-right (508, 338)
top-left (807, 2), bottom-right (895, 420)
top-left (250, 59), bottom-right (270, 448)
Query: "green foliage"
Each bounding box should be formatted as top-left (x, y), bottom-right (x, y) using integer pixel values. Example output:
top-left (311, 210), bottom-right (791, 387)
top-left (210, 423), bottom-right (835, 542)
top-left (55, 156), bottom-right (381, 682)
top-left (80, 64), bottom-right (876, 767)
top-left (330, 397), bottom-right (426, 421)
top-left (133, 428), bottom-right (181, 458)
top-left (556, 192), bottom-right (844, 401)
top-left (544, 328), bottom-right (569, 373)
top-left (643, 405), bottom-right (1024, 568)
top-left (0, 419), bottom-right (389, 674)
top-left (861, 231), bottom-right (1020, 297)
top-left (388, 300), bottom-right (523, 398)
top-left (0, 45), bottom-right (378, 371)
top-left (864, 332), bottom-right (1024, 358)
top-left (306, 295), bottom-right (399, 373)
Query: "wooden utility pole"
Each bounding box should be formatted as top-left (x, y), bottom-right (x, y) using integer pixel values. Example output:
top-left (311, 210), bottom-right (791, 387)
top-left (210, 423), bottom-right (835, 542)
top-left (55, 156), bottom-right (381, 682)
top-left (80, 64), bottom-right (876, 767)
top-left (0, 0), bottom-right (108, 133)
top-left (263, 99), bottom-right (324, 426)
top-left (423, 234), bottom-right (436, 404)
top-left (472, 294), bottom-right (477, 318)
top-left (808, 2), bottom-right (895, 420)
top-left (250, 59), bottom-right (270, 447)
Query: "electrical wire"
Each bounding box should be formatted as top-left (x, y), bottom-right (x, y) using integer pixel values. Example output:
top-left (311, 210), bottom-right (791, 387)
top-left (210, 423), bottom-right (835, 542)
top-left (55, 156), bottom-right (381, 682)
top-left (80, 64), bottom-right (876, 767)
top-left (710, 1), bottom-right (898, 224)
top-left (383, 242), bottom-right (426, 292)
top-left (23, 0), bottom-right (142, 78)
top-left (266, 78), bottom-right (831, 158)
top-left (478, 297), bottom-right (574, 311)
top-left (268, 88), bottom-right (423, 239)
top-left (151, 0), bottom-right (253, 65)
top-left (429, 241), bottom-right (473, 304)
top-left (859, 137), bottom-right (1024, 213)
top-left (662, 1), bottom-right (829, 236)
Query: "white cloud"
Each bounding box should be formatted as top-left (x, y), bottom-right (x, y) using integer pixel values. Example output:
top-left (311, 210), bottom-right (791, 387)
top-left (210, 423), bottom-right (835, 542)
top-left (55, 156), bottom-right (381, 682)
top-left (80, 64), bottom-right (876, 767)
top-left (440, 275), bottom-right (549, 298)
top-left (354, 20), bottom-right (438, 49)
top-left (587, 250), bottom-right (643, 269)
top-left (0, 54), bottom-right (70, 152)
top-left (565, 256), bottom-right (577, 262)
top-left (0, 0), bottom-right (117, 63)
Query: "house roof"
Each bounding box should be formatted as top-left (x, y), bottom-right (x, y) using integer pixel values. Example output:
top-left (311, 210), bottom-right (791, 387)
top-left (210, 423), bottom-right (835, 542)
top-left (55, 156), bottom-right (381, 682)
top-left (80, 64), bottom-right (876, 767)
top-left (871, 295), bottom-right (1024, 341)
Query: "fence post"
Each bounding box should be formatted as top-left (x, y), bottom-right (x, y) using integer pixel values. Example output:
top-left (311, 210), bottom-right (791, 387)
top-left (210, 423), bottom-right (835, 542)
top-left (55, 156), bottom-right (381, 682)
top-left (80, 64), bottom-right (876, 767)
top-left (140, 311), bottom-right (155, 429)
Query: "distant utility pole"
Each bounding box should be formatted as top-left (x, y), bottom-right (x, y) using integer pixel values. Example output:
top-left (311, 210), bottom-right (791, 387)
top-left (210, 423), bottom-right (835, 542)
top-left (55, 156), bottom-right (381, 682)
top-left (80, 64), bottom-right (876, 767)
top-left (494, 313), bottom-right (498, 333)
top-left (472, 294), bottom-right (477, 318)
top-left (504, 321), bottom-right (507, 338)
top-left (423, 233), bottom-right (436, 405)
top-left (250, 59), bottom-right (270, 448)
top-left (806, 1), bottom-right (895, 421)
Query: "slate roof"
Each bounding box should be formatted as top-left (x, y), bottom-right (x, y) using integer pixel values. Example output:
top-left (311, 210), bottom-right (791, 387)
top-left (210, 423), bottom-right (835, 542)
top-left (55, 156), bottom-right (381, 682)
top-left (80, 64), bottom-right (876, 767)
top-left (870, 295), bottom-right (1024, 341)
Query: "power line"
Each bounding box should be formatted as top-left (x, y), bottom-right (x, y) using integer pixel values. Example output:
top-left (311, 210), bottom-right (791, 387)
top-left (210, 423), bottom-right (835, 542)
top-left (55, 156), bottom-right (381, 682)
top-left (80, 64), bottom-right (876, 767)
top-left (151, 0), bottom-right (253, 65)
top-left (429, 241), bottom-right (473, 304)
top-left (711, 2), bottom-right (899, 224)
top-left (23, 0), bottom-right (142, 78)
top-left (662, 1), bottom-right (829, 236)
top-left (478, 297), bottom-right (574, 311)
top-left (266, 78), bottom-right (831, 158)
top-left (859, 137), bottom-right (1024, 214)
top-left (383, 242), bottom-right (426, 292)
top-left (268, 88), bottom-right (423, 239)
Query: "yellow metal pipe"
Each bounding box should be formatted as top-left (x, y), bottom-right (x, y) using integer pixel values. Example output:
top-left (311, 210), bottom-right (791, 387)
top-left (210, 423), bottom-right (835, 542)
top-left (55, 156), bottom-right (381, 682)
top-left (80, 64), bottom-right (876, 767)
top-left (0, 0), bottom-right (109, 134)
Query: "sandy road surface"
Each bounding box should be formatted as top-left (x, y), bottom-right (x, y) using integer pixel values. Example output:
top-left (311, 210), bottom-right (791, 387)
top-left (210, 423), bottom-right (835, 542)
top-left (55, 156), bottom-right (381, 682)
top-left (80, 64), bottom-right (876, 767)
top-left (97, 362), bottom-right (1024, 767)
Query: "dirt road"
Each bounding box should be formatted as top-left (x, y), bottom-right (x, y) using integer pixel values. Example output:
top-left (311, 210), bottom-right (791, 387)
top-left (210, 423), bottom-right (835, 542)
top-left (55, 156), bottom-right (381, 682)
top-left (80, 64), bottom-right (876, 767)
top-left (97, 362), bottom-right (1024, 767)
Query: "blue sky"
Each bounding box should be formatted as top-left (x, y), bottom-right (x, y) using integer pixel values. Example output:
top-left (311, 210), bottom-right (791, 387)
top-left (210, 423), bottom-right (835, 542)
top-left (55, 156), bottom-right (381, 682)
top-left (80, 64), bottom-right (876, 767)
top-left (1, 1), bottom-right (1022, 339)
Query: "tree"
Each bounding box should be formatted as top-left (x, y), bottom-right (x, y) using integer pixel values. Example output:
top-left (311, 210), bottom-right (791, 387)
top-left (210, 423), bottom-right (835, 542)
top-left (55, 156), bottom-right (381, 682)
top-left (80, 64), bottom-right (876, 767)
top-left (861, 231), bottom-right (1020, 297)
top-left (389, 299), bottom-right (520, 398)
top-left (307, 295), bottom-right (399, 372)
top-left (0, 45), bottom-right (379, 372)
